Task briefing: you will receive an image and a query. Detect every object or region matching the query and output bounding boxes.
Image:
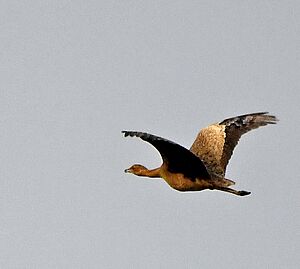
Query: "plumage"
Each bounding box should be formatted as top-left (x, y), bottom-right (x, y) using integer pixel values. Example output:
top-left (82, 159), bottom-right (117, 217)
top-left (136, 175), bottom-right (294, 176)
top-left (190, 112), bottom-right (278, 177)
top-left (122, 131), bottom-right (211, 181)
top-left (123, 112), bottom-right (278, 196)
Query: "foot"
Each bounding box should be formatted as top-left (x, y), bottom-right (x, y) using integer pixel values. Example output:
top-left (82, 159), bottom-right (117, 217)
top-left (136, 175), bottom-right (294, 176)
top-left (238, 190), bottom-right (251, 196)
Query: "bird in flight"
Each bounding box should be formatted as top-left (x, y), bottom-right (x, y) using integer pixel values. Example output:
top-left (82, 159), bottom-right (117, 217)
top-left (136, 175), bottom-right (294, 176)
top-left (122, 112), bottom-right (278, 196)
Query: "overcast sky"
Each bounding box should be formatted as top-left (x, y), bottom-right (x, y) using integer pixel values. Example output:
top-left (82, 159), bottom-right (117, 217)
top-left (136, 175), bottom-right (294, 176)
top-left (0, 1), bottom-right (299, 268)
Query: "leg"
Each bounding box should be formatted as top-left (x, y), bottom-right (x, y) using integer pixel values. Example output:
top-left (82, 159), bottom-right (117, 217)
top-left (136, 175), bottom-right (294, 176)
top-left (216, 187), bottom-right (251, 196)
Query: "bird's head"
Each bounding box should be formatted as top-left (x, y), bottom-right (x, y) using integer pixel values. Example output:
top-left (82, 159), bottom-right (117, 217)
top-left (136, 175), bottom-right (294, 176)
top-left (124, 164), bottom-right (148, 176)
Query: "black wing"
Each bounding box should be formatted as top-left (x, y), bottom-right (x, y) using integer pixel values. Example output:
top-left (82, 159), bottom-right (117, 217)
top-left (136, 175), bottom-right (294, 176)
top-left (122, 131), bottom-right (211, 180)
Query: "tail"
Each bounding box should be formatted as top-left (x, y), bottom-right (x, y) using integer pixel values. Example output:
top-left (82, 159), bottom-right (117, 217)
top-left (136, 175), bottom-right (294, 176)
top-left (216, 187), bottom-right (251, 196)
top-left (214, 178), bottom-right (251, 196)
top-left (218, 177), bottom-right (235, 187)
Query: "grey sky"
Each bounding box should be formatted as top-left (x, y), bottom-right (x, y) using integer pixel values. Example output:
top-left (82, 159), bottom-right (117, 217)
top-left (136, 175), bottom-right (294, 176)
top-left (0, 1), bottom-right (299, 268)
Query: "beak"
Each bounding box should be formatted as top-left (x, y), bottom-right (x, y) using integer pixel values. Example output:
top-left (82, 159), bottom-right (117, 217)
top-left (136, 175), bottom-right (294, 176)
top-left (124, 168), bottom-right (130, 173)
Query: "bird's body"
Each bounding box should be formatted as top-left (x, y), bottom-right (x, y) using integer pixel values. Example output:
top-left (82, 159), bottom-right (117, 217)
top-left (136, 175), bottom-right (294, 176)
top-left (123, 112), bottom-right (278, 196)
top-left (158, 162), bottom-right (213, 192)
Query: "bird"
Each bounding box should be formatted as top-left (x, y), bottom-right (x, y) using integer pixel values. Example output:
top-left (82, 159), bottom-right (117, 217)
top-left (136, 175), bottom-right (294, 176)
top-left (122, 112), bottom-right (278, 196)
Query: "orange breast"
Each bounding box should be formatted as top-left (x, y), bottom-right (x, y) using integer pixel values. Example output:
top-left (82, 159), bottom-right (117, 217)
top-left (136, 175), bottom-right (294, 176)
top-left (159, 164), bottom-right (213, 192)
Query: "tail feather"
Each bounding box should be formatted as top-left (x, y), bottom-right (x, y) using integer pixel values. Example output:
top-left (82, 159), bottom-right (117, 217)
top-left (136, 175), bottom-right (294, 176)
top-left (219, 178), bottom-right (235, 187)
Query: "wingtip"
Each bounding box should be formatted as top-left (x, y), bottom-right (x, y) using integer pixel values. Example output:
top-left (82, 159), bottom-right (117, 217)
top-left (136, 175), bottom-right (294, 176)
top-left (122, 131), bottom-right (142, 138)
top-left (263, 113), bottom-right (279, 124)
top-left (122, 130), bottom-right (130, 137)
top-left (257, 112), bottom-right (279, 120)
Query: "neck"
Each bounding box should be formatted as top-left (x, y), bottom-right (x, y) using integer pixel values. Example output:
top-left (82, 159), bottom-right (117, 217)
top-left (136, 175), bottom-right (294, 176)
top-left (138, 167), bottom-right (161, 178)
